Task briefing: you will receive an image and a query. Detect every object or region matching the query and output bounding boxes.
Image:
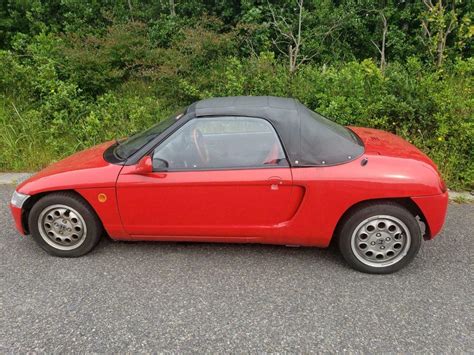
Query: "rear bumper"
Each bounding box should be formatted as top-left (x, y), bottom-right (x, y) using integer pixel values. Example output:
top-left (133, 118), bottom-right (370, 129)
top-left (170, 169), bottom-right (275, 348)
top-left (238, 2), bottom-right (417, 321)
top-left (412, 192), bottom-right (449, 239)
top-left (10, 204), bottom-right (26, 235)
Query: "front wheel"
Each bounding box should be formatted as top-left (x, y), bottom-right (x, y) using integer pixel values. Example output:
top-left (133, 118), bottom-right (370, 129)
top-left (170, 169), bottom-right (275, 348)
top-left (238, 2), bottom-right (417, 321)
top-left (338, 202), bottom-right (422, 274)
top-left (28, 192), bottom-right (103, 257)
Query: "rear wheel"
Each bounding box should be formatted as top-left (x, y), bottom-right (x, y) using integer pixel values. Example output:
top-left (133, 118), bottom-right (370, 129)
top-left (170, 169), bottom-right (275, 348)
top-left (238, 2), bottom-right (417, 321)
top-left (338, 202), bottom-right (422, 274)
top-left (28, 192), bottom-right (103, 257)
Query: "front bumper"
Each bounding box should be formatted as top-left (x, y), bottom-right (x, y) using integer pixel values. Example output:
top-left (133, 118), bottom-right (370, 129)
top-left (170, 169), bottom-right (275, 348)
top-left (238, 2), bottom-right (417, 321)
top-left (10, 204), bottom-right (26, 235)
top-left (412, 191), bottom-right (449, 239)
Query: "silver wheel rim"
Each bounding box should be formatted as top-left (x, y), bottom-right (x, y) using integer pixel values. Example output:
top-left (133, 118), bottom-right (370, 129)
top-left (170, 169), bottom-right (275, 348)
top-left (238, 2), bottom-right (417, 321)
top-left (38, 204), bottom-right (87, 251)
top-left (351, 215), bottom-right (411, 268)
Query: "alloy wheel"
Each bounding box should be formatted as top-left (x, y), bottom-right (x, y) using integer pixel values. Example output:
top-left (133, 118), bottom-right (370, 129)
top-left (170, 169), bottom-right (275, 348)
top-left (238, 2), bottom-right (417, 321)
top-left (37, 204), bottom-right (87, 251)
top-left (350, 215), bottom-right (411, 268)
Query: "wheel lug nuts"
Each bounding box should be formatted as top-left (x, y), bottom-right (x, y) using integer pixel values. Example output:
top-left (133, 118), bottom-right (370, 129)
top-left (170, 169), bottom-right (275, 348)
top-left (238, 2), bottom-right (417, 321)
top-left (386, 237), bottom-right (391, 241)
top-left (376, 233), bottom-right (381, 237)
top-left (370, 241), bottom-right (376, 245)
top-left (380, 246), bottom-right (385, 249)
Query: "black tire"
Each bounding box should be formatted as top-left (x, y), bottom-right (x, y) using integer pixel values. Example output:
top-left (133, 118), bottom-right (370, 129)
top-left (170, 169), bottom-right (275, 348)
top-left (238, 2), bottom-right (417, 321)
top-left (28, 192), bottom-right (103, 257)
top-left (337, 201), bottom-right (422, 274)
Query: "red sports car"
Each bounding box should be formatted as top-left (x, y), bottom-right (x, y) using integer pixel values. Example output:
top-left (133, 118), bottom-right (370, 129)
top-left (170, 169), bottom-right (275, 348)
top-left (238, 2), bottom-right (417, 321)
top-left (10, 96), bottom-right (448, 273)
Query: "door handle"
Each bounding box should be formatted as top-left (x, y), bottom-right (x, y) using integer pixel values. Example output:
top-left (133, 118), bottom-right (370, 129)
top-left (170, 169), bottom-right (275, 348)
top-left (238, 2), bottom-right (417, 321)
top-left (268, 176), bottom-right (283, 183)
top-left (268, 176), bottom-right (283, 190)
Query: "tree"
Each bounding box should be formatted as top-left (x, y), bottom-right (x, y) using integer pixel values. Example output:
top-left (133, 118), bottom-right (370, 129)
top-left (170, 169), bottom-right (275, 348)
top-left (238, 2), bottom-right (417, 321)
top-left (369, 9), bottom-right (388, 73)
top-left (169, 0), bottom-right (176, 17)
top-left (268, 0), bottom-right (353, 73)
top-left (421, 0), bottom-right (458, 67)
top-left (268, 0), bottom-right (306, 74)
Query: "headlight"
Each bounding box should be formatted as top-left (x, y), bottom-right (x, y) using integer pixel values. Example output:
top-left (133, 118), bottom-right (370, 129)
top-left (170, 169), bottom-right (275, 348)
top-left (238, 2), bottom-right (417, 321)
top-left (11, 191), bottom-right (30, 208)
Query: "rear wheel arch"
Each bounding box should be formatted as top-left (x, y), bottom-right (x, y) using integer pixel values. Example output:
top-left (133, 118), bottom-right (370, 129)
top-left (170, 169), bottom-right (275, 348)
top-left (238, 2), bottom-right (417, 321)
top-left (331, 197), bottom-right (429, 246)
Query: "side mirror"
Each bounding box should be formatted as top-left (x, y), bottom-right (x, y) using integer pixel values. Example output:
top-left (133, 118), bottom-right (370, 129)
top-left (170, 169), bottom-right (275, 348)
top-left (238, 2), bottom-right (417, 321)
top-left (153, 158), bottom-right (169, 171)
top-left (134, 156), bottom-right (153, 175)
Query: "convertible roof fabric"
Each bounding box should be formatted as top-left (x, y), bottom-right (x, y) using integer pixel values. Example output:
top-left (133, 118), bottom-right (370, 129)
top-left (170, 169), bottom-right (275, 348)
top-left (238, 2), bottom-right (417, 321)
top-left (188, 96), bottom-right (364, 166)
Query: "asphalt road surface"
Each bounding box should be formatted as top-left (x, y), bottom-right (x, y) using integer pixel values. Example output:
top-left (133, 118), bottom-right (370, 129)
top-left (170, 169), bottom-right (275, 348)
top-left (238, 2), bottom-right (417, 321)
top-left (1, 185), bottom-right (472, 353)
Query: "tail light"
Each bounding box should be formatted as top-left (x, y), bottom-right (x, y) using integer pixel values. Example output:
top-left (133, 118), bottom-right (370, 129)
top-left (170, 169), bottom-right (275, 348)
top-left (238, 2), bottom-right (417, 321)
top-left (439, 178), bottom-right (447, 193)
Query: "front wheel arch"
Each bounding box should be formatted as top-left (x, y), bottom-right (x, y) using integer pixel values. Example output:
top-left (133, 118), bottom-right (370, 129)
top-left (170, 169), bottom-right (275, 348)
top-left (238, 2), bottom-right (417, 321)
top-left (27, 191), bottom-right (105, 256)
top-left (22, 190), bottom-right (105, 235)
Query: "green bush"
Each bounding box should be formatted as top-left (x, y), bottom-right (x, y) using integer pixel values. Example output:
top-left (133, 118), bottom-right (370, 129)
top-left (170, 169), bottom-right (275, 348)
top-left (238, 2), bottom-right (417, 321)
top-left (0, 28), bottom-right (472, 189)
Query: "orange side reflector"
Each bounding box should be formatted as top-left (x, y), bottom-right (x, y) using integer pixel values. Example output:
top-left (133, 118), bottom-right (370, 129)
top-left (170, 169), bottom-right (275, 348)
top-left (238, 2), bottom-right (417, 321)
top-left (98, 193), bottom-right (107, 203)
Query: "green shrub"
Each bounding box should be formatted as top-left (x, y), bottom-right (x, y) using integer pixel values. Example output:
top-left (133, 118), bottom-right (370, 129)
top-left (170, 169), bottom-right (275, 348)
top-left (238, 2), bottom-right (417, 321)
top-left (0, 29), bottom-right (472, 189)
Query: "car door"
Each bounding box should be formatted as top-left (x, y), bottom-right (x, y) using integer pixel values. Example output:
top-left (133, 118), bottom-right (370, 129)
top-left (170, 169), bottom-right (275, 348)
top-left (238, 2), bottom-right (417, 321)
top-left (116, 116), bottom-right (301, 239)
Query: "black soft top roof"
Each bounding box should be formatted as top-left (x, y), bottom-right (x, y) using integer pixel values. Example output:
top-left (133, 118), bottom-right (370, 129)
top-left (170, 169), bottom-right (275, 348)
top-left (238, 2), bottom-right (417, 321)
top-left (188, 96), bottom-right (364, 166)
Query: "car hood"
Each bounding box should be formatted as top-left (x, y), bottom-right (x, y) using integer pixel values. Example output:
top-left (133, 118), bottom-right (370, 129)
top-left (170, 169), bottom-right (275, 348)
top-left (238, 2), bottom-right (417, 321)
top-left (16, 141), bottom-right (120, 194)
top-left (35, 141), bottom-right (114, 176)
top-left (349, 127), bottom-right (438, 171)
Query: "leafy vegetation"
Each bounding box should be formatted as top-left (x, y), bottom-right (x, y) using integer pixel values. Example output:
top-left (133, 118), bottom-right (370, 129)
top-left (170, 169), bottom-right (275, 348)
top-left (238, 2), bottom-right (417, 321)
top-left (0, 0), bottom-right (472, 188)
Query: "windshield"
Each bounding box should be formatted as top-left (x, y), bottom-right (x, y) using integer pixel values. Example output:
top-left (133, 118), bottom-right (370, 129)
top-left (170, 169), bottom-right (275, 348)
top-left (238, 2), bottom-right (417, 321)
top-left (115, 112), bottom-right (183, 160)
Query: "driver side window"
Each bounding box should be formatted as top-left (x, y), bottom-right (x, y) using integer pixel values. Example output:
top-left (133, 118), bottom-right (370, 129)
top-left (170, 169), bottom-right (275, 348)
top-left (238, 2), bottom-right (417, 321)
top-left (152, 116), bottom-right (287, 170)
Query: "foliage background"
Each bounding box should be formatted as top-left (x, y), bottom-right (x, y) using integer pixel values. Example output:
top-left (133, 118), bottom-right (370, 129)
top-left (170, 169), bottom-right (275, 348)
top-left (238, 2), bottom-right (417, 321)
top-left (0, 0), bottom-right (472, 188)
